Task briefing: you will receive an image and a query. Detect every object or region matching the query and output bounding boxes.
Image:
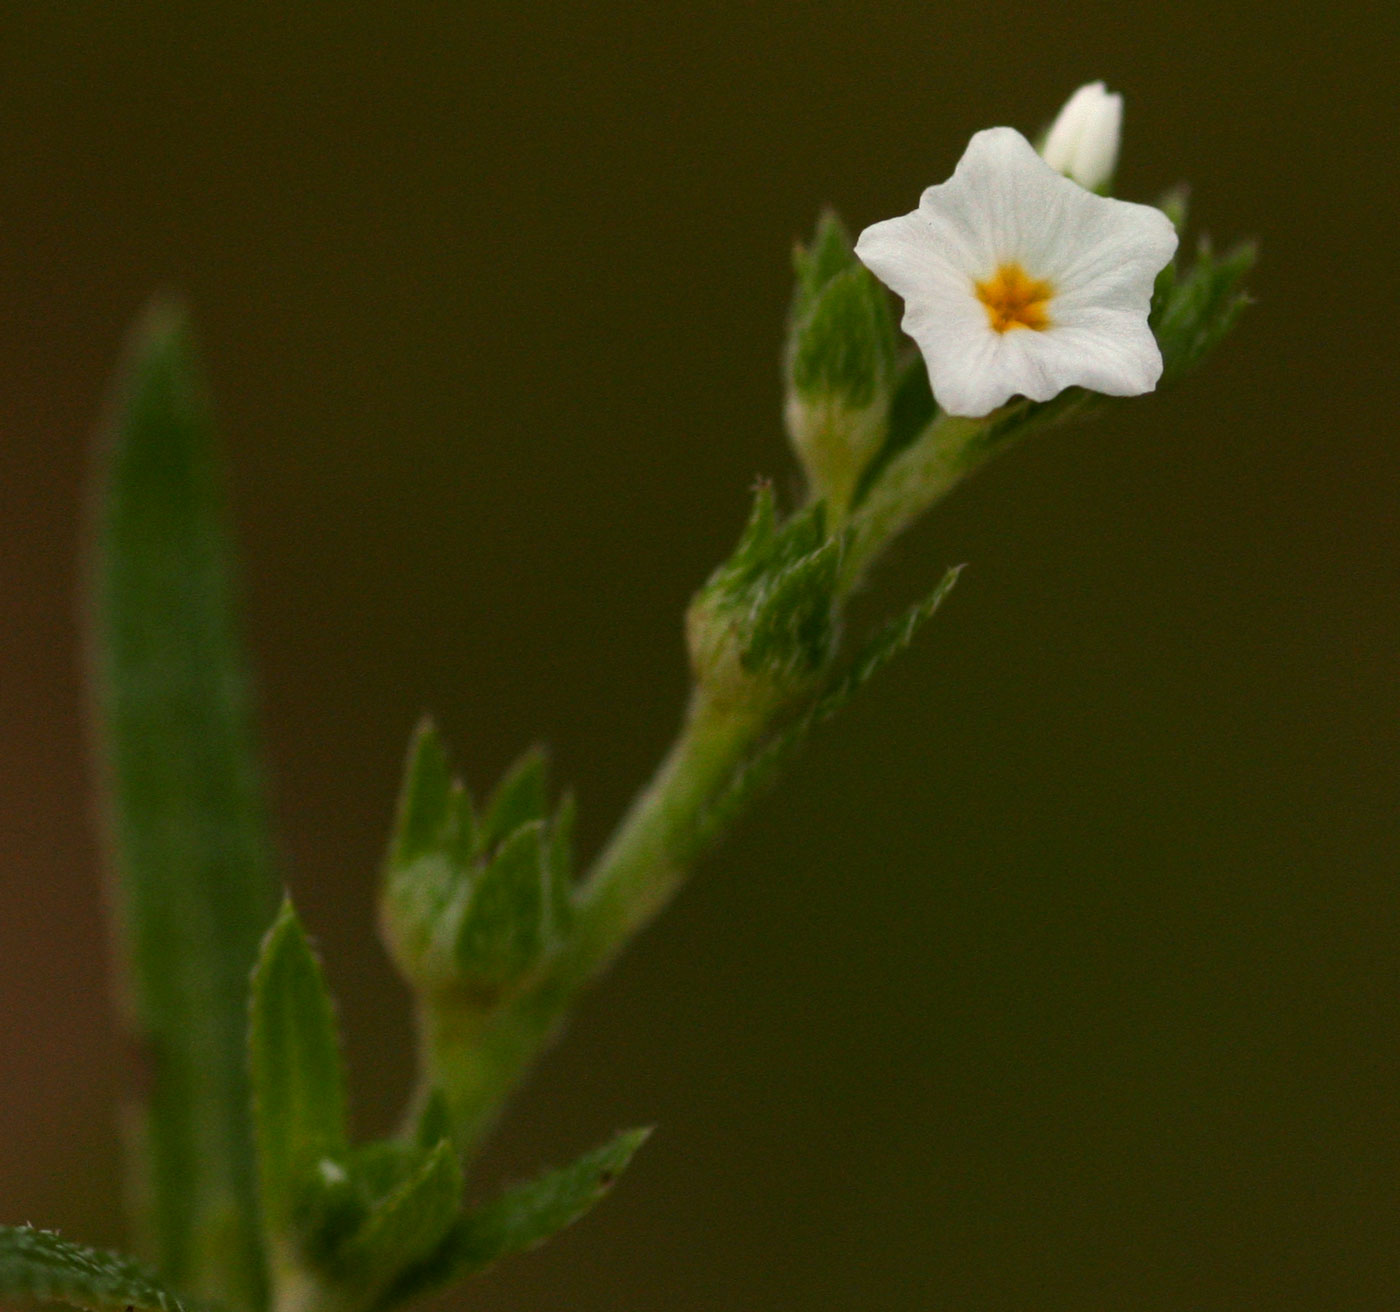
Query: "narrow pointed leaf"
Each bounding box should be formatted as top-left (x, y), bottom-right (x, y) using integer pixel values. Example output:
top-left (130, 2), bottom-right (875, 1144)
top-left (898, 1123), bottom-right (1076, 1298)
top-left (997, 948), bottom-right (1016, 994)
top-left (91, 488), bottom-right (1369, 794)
top-left (547, 793), bottom-right (578, 937)
top-left (378, 1129), bottom-right (649, 1307)
top-left (697, 566), bottom-right (962, 851)
top-left (250, 900), bottom-right (349, 1243)
top-left (86, 302), bottom-right (274, 1308)
top-left (332, 1140), bottom-right (462, 1303)
top-left (413, 1091), bottom-right (454, 1157)
top-left (813, 564), bottom-right (964, 719)
top-left (0, 1226), bottom-right (197, 1312)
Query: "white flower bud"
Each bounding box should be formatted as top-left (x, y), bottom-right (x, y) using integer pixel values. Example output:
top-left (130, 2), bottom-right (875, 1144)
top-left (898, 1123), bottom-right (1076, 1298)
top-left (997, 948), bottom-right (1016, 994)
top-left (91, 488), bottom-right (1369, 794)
top-left (1041, 81), bottom-right (1123, 192)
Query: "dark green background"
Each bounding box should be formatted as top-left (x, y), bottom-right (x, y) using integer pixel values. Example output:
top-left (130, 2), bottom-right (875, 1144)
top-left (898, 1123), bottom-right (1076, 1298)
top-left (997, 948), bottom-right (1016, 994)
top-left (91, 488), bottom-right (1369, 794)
top-left (1, 5), bottom-right (1395, 1309)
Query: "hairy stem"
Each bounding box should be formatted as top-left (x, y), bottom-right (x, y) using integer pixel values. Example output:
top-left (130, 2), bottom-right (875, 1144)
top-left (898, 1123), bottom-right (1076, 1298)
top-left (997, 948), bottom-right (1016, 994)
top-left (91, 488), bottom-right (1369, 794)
top-left (420, 411), bottom-right (1007, 1156)
top-left (417, 689), bottom-right (770, 1152)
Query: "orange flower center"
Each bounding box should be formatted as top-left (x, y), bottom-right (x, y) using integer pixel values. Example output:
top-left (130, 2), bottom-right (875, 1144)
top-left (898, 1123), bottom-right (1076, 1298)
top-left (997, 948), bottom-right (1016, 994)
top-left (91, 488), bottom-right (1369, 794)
top-left (974, 262), bottom-right (1054, 333)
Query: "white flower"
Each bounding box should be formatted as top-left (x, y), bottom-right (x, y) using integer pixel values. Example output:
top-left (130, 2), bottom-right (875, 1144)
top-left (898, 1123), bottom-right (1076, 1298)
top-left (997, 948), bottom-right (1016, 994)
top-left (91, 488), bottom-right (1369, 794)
top-left (854, 127), bottom-right (1177, 418)
top-left (1041, 81), bottom-right (1123, 192)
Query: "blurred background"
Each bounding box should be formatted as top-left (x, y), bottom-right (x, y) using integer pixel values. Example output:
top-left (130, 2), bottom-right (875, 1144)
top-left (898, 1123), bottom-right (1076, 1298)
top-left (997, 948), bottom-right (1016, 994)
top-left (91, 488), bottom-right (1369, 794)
top-left (0, 4), bottom-right (1395, 1310)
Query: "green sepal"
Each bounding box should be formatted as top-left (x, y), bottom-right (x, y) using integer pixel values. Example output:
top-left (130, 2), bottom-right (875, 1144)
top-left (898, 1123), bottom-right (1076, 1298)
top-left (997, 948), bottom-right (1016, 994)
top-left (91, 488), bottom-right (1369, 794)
top-left (791, 208), bottom-right (855, 319)
top-left (1153, 235), bottom-right (1256, 384)
top-left (390, 719), bottom-right (458, 867)
top-left (380, 726), bottom-right (473, 993)
top-left (0, 1226), bottom-right (200, 1312)
top-left (249, 900), bottom-right (349, 1247)
top-left (785, 212), bottom-right (898, 514)
top-left (689, 492), bottom-right (842, 698)
top-left (382, 730), bottom-right (574, 1000)
top-left (742, 533), bottom-right (843, 681)
top-left (377, 1129), bottom-right (649, 1309)
top-left (480, 746), bottom-right (549, 853)
top-left (787, 263), bottom-right (897, 410)
top-left (454, 821), bottom-right (554, 988)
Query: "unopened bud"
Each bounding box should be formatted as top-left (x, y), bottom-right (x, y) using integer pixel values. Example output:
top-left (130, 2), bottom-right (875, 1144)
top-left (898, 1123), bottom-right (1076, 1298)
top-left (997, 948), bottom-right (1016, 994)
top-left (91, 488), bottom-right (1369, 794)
top-left (1041, 81), bottom-right (1122, 193)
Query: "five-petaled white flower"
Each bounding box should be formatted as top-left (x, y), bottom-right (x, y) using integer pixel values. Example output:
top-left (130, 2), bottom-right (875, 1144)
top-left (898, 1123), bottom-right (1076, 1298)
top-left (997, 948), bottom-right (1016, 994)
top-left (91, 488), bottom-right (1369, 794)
top-left (854, 126), bottom-right (1178, 419)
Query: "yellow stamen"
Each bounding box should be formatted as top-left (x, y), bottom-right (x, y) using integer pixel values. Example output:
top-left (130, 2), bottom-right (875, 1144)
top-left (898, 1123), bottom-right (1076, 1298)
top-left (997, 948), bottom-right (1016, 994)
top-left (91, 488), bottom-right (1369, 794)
top-left (974, 262), bottom-right (1054, 333)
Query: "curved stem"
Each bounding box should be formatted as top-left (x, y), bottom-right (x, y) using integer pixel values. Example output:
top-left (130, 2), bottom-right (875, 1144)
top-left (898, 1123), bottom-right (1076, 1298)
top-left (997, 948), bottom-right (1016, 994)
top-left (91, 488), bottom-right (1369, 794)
top-left (417, 411), bottom-right (1015, 1157)
top-left (415, 689), bottom-right (772, 1153)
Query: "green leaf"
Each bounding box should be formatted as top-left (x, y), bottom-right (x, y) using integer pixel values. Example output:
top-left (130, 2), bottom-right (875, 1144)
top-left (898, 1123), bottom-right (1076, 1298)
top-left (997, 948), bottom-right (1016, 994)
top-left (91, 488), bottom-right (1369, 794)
top-left (696, 566), bottom-right (962, 851)
top-left (378, 1129), bottom-right (649, 1308)
top-left (249, 900), bottom-right (349, 1247)
top-left (812, 564), bottom-right (964, 721)
top-left (86, 301), bottom-right (275, 1309)
top-left (331, 1141), bottom-right (462, 1305)
top-left (0, 1226), bottom-right (198, 1312)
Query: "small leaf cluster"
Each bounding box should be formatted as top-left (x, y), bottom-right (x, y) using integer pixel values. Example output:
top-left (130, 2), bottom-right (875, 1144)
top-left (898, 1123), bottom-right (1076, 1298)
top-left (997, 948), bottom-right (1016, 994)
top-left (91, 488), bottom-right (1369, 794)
top-left (0, 905), bottom-right (645, 1312)
top-left (250, 902), bottom-right (642, 1312)
top-left (687, 486), bottom-right (843, 705)
top-left (380, 723), bottom-right (575, 1000)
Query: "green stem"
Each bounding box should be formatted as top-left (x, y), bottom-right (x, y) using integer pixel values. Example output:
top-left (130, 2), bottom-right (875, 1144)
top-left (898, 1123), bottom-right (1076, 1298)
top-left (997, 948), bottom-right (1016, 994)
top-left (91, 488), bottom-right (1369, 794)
top-left (842, 413), bottom-right (989, 587)
top-left (571, 690), bottom-right (770, 975)
top-left (417, 689), bottom-right (770, 1152)
top-left (418, 409), bottom-right (1015, 1156)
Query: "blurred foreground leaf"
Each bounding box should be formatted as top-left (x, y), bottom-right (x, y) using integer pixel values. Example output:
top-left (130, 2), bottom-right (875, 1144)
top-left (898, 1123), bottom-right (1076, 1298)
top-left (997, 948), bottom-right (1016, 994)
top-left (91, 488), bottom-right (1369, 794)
top-left (87, 302), bottom-right (276, 1309)
top-left (0, 1226), bottom-right (199, 1312)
